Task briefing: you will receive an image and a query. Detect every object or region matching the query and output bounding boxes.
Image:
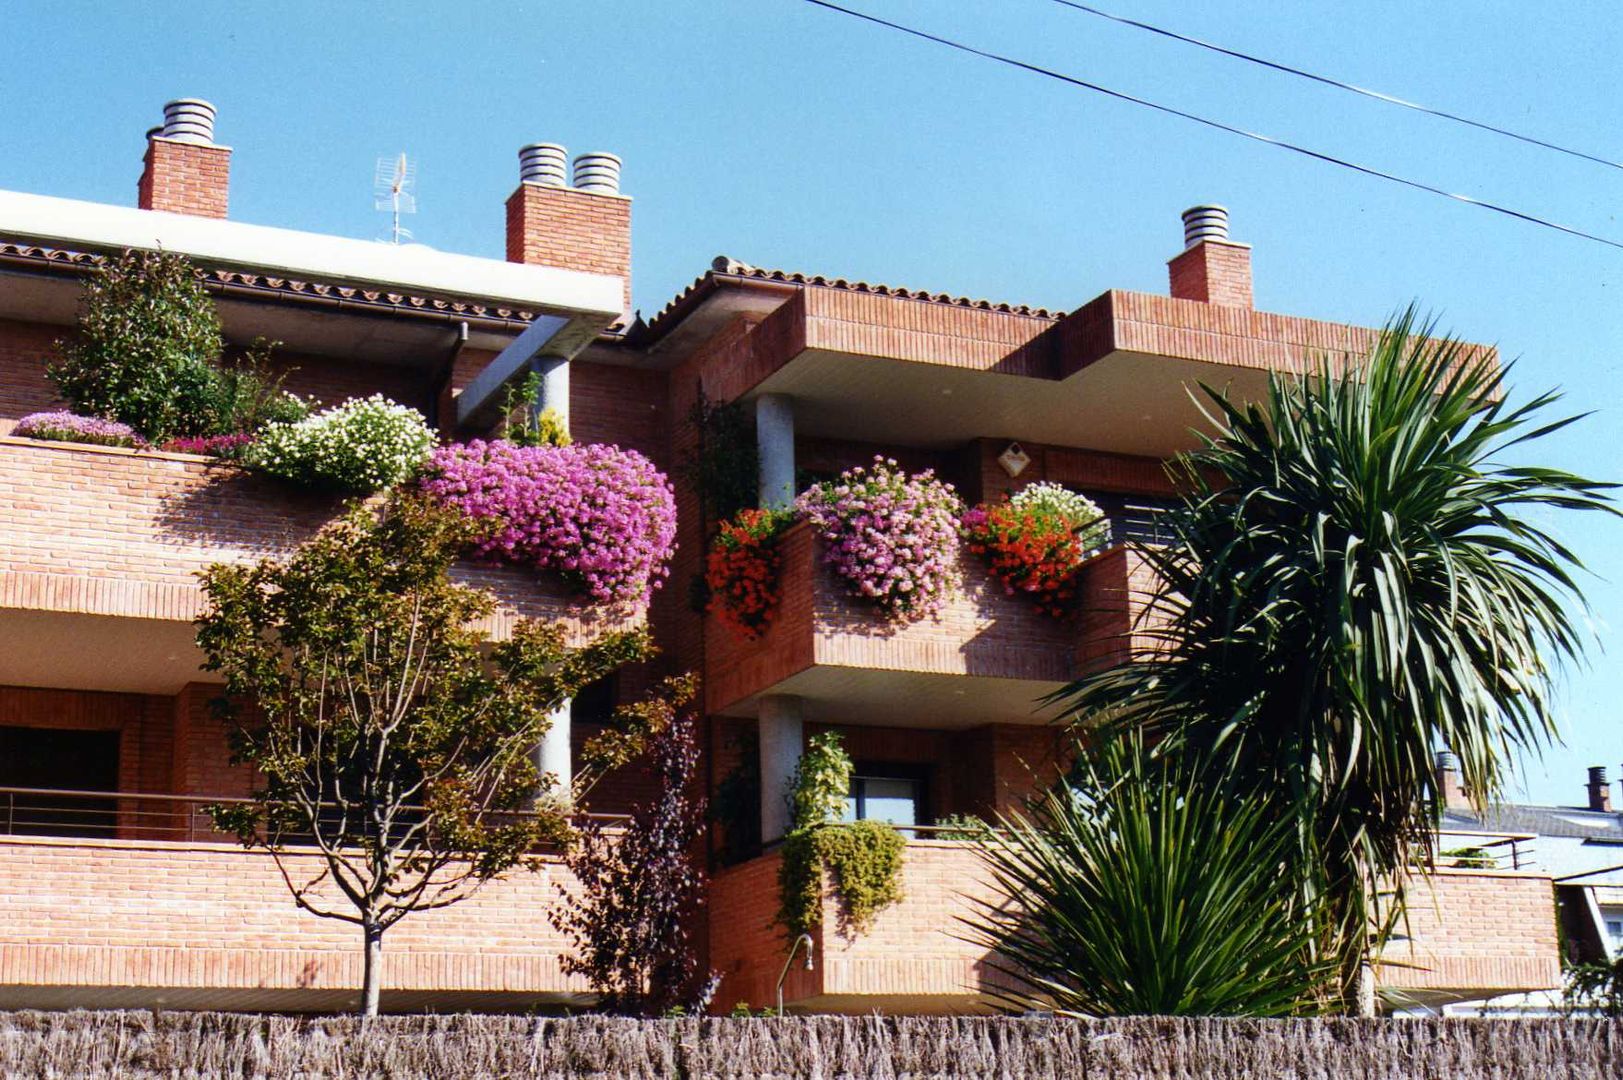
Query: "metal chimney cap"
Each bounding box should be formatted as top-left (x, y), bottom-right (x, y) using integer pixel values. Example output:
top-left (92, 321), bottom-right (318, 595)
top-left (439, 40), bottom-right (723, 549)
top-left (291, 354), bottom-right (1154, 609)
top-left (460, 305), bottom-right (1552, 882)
top-left (1590, 765), bottom-right (1610, 784)
top-left (1181, 204), bottom-right (1230, 249)
top-left (159, 98), bottom-right (218, 145)
top-left (573, 152), bottom-right (623, 195)
top-left (518, 143), bottom-right (568, 188)
top-left (1435, 750), bottom-right (1459, 771)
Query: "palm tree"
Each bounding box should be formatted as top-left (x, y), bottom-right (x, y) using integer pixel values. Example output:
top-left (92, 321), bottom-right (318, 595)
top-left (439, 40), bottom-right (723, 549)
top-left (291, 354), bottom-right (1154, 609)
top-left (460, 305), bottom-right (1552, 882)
top-left (1053, 307), bottom-right (1614, 1008)
top-left (966, 733), bottom-right (1338, 1016)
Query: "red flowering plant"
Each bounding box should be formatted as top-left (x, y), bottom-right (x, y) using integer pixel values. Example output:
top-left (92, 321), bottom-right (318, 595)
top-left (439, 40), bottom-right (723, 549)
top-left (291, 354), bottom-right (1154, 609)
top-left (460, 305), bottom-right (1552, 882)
top-left (962, 482), bottom-right (1111, 618)
top-left (705, 507), bottom-right (794, 640)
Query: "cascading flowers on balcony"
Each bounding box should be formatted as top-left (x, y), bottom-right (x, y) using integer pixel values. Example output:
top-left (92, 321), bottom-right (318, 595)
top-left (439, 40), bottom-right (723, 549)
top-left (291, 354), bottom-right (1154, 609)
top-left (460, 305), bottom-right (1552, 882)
top-left (961, 481), bottom-right (1110, 618)
top-left (244, 395), bottom-right (436, 493)
top-left (12, 410), bottom-right (143, 448)
top-left (795, 456), bottom-right (964, 619)
top-left (705, 507), bottom-right (793, 640)
top-left (419, 440), bottom-right (677, 606)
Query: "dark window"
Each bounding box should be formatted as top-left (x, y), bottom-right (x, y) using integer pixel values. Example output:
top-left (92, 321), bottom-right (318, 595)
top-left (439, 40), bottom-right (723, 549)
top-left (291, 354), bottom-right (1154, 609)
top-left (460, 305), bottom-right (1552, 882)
top-left (0, 726), bottom-right (120, 838)
top-left (574, 676), bottom-right (618, 725)
top-left (1085, 491), bottom-right (1180, 546)
top-left (845, 762), bottom-right (930, 833)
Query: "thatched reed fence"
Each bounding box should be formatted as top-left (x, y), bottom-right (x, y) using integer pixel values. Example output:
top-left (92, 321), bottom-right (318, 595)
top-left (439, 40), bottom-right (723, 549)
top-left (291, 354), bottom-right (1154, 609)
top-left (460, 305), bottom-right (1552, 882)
top-left (0, 1011), bottom-right (1618, 1079)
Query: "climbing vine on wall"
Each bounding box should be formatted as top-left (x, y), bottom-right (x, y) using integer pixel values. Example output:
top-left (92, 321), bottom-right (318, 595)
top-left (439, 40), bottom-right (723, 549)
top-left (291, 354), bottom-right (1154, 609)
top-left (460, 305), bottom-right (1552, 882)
top-left (775, 732), bottom-right (905, 938)
top-left (684, 389), bottom-right (758, 527)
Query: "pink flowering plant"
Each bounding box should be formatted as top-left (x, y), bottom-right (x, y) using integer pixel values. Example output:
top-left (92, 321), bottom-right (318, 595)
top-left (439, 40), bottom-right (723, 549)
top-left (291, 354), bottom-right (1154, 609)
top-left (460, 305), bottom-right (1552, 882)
top-left (160, 432), bottom-right (258, 460)
top-left (419, 440), bottom-right (677, 606)
top-left (795, 456), bottom-right (964, 619)
top-left (13, 411), bottom-right (143, 448)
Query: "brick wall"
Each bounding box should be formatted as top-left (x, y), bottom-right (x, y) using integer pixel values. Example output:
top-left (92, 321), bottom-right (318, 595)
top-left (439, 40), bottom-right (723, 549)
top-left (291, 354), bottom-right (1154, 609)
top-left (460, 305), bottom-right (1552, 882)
top-left (137, 138), bottom-right (230, 219)
top-left (0, 319), bottom-right (61, 425)
top-left (710, 844), bottom-right (1560, 1013)
top-left (704, 523), bottom-right (1113, 715)
top-left (960, 438), bottom-right (1175, 505)
top-left (0, 835), bottom-right (585, 1005)
top-left (0, 317), bottom-right (437, 431)
top-left (1377, 870), bottom-right (1562, 996)
top-left (505, 184), bottom-right (631, 312)
top-left (265, 348), bottom-right (432, 417)
top-left (708, 841), bottom-right (1006, 1013)
top-left (1167, 240), bottom-right (1253, 308)
top-left (0, 437), bottom-right (634, 642)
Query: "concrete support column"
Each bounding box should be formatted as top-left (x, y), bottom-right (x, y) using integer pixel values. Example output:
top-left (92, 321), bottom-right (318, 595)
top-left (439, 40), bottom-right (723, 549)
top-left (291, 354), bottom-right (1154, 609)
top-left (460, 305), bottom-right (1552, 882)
top-left (530, 355), bottom-right (570, 435)
top-left (758, 695), bottom-right (805, 843)
top-left (538, 699), bottom-right (573, 802)
top-left (756, 393), bottom-right (796, 511)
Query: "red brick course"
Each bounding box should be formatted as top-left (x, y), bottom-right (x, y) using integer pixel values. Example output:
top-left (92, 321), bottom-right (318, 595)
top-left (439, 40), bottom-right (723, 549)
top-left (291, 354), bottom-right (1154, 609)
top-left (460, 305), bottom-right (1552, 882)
top-left (137, 138), bottom-right (230, 219)
top-left (505, 184), bottom-right (632, 312)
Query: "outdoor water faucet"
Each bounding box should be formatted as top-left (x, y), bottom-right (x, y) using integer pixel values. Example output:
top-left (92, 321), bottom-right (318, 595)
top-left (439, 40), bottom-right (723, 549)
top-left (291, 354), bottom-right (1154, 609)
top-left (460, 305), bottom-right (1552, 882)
top-left (775, 932), bottom-right (814, 1017)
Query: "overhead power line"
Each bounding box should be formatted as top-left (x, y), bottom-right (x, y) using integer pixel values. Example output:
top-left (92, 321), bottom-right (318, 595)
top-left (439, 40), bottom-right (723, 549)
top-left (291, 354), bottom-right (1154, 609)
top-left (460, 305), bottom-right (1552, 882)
top-left (797, 0), bottom-right (1623, 252)
top-left (1048, 0), bottom-right (1623, 173)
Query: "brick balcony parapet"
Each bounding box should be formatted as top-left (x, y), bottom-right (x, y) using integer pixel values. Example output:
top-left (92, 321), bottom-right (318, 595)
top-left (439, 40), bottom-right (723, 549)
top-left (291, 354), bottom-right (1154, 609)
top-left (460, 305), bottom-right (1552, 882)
top-left (0, 436), bottom-right (638, 642)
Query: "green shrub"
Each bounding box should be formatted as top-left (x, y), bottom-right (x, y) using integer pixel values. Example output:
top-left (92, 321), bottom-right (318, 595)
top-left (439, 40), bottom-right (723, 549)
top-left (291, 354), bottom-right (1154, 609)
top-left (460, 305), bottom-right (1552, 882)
top-left (244, 395), bottom-right (436, 492)
top-left (49, 250), bottom-right (225, 441)
top-left (966, 733), bottom-right (1337, 1016)
top-left (208, 340), bottom-right (309, 433)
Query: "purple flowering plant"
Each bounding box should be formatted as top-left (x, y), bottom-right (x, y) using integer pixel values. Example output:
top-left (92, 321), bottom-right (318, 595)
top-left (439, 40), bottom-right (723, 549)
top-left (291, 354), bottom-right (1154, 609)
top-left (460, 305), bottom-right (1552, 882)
top-left (12, 411), bottom-right (143, 448)
top-left (419, 440), bottom-right (678, 606)
top-left (795, 456), bottom-right (964, 619)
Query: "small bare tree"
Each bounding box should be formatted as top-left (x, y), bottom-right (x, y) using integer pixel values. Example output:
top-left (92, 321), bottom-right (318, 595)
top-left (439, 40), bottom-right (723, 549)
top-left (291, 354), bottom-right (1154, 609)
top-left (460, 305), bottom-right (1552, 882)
top-left (198, 495), bottom-right (668, 1015)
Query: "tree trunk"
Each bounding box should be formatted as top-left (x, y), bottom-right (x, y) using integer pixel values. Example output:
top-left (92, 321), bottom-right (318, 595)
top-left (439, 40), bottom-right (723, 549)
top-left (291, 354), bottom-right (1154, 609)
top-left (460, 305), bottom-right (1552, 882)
top-left (1354, 962), bottom-right (1378, 1017)
top-left (361, 918), bottom-right (384, 1017)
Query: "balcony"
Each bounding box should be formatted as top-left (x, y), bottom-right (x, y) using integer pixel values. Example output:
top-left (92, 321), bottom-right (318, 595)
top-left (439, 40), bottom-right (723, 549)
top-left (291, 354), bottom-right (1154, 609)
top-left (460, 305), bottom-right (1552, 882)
top-left (709, 836), bottom-right (1562, 1015)
top-left (704, 523), bottom-right (1155, 728)
top-left (709, 839), bottom-right (1005, 1014)
top-left (0, 436), bottom-right (637, 695)
top-left (0, 786), bottom-right (598, 1011)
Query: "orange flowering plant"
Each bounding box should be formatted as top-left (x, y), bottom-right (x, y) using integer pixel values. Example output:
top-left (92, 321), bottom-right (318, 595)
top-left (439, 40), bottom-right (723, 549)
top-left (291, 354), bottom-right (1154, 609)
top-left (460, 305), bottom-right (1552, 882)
top-left (705, 507), bottom-right (794, 639)
top-left (962, 482), bottom-right (1110, 618)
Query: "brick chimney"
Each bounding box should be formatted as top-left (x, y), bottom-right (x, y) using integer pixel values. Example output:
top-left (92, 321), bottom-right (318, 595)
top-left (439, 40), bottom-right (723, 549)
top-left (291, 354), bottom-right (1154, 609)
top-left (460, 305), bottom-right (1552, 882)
top-left (1168, 204), bottom-right (1252, 308)
top-left (1588, 766), bottom-right (1613, 812)
top-left (505, 144), bottom-right (631, 314)
top-left (137, 99), bottom-right (230, 219)
top-left (1435, 750), bottom-right (1471, 811)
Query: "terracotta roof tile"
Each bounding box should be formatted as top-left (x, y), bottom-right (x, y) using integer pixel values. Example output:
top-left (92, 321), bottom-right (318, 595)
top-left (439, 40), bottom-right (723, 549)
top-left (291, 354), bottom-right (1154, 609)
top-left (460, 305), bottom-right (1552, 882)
top-left (715, 258), bottom-right (1062, 317)
top-left (640, 255), bottom-right (1063, 339)
top-left (0, 240), bottom-right (547, 325)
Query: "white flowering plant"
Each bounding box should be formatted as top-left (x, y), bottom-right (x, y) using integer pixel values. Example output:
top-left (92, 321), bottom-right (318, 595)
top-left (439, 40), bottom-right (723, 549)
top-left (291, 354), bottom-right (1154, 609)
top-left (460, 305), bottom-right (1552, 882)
top-left (244, 394), bottom-right (436, 493)
top-left (1009, 482), bottom-right (1111, 553)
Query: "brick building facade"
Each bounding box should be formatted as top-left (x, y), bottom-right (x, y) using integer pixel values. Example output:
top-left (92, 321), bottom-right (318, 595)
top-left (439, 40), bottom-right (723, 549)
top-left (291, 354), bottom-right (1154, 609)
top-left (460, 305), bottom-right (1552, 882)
top-left (0, 100), bottom-right (1559, 1012)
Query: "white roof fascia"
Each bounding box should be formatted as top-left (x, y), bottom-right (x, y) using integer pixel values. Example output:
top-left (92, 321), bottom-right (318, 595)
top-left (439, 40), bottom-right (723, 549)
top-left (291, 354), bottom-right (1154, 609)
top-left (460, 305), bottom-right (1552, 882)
top-left (0, 188), bottom-right (622, 320)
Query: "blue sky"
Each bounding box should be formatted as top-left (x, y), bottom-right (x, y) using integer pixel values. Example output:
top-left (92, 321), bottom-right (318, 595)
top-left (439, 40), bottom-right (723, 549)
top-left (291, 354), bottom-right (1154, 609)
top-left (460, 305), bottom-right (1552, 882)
top-left (4, 0), bottom-right (1619, 805)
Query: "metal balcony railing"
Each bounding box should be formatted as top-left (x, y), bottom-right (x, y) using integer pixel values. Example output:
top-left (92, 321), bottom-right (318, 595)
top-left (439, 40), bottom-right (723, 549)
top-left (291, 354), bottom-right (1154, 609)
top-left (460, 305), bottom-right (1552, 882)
top-left (0, 785), bottom-right (627, 846)
top-left (1429, 827), bottom-right (1538, 872)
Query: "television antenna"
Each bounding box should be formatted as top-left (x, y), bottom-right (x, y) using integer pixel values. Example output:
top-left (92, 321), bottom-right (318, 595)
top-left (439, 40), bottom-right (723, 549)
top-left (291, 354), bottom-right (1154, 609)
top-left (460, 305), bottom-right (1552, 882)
top-left (374, 152), bottom-right (417, 244)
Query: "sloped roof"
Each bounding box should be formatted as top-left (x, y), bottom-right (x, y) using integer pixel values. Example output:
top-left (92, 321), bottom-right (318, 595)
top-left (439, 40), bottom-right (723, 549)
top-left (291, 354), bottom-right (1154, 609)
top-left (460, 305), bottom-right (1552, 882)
top-left (1444, 804), bottom-right (1623, 841)
top-left (636, 255), bottom-right (1064, 343)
